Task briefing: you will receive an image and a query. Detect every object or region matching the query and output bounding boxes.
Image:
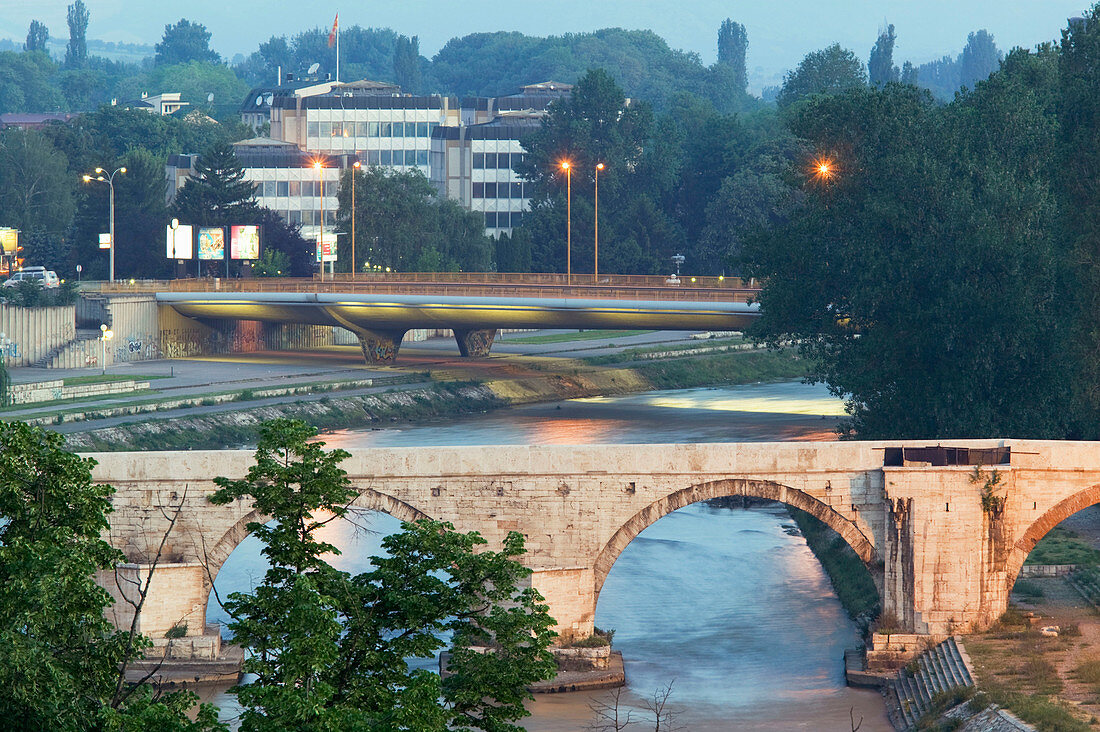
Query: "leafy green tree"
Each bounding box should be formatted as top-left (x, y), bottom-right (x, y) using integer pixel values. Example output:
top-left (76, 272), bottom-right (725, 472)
top-left (24, 20), bottom-right (48, 53)
top-left (0, 128), bottom-right (75, 265)
top-left (112, 148), bottom-right (170, 278)
top-left (336, 166), bottom-right (491, 272)
top-left (0, 421), bottom-right (224, 731)
top-left (64, 0), bottom-right (88, 68)
top-left (256, 207), bottom-right (314, 277)
top-left (745, 70), bottom-right (1071, 438)
top-left (394, 34), bottom-right (421, 93)
top-left (172, 140), bottom-right (258, 226)
top-left (209, 418), bottom-right (556, 732)
top-left (147, 61), bottom-right (249, 119)
top-left (959, 30), bottom-right (1001, 89)
top-left (155, 19), bottom-right (220, 67)
top-left (776, 43), bottom-right (867, 108)
top-left (0, 50), bottom-right (66, 114)
top-left (869, 24), bottom-right (900, 87)
top-left (716, 19), bottom-right (748, 95)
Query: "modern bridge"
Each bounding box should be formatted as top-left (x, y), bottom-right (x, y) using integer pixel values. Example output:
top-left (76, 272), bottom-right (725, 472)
top-left (117, 274), bottom-right (761, 363)
top-left (91, 440), bottom-right (1100, 665)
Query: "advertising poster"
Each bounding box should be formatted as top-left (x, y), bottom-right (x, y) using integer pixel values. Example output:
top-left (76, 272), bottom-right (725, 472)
top-left (0, 228), bottom-right (17, 254)
top-left (315, 233), bottom-right (338, 262)
top-left (165, 224), bottom-right (194, 259)
top-left (230, 225), bottom-right (260, 260)
top-left (198, 227), bottom-right (225, 260)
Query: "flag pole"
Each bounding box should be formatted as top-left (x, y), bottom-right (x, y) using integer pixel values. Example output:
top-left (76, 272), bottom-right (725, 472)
top-left (335, 13), bottom-right (340, 83)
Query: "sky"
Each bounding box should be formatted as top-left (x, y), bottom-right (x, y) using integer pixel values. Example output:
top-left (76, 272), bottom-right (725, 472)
top-left (1, 0), bottom-right (1091, 90)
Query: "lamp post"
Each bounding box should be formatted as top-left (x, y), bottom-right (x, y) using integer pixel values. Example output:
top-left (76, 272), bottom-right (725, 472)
top-left (314, 160), bottom-right (325, 282)
top-left (560, 160), bottom-right (571, 285)
top-left (82, 166), bottom-right (126, 283)
top-left (594, 162), bottom-right (604, 284)
top-left (351, 160), bottom-right (361, 278)
top-left (99, 324), bottom-right (113, 376)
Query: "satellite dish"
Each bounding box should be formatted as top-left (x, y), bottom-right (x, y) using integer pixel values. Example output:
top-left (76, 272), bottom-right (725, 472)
top-left (207, 93), bottom-right (215, 103)
top-left (254, 95), bottom-right (263, 106)
top-left (308, 62), bottom-right (320, 75)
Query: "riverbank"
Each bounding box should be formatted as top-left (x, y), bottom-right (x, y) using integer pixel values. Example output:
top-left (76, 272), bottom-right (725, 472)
top-left (61, 348), bottom-right (808, 451)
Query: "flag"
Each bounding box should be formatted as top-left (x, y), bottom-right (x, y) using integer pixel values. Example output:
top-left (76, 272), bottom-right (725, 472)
top-left (328, 14), bottom-right (338, 48)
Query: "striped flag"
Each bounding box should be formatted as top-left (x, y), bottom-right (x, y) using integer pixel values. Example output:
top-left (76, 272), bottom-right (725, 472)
top-left (328, 14), bottom-right (338, 48)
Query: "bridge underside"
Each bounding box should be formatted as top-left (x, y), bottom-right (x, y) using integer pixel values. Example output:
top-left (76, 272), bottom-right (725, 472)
top-left (158, 292), bottom-right (759, 364)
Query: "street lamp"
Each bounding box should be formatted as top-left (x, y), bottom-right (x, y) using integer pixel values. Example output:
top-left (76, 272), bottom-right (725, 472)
top-left (82, 166), bottom-right (126, 283)
top-left (560, 160), bottom-right (571, 285)
top-left (314, 160), bottom-right (325, 282)
top-left (594, 162), bottom-right (604, 284)
top-left (351, 160), bottom-right (361, 278)
top-left (99, 324), bottom-right (113, 376)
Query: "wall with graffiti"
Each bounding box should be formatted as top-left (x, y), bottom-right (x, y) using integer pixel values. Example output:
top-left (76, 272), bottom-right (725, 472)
top-left (0, 303), bottom-right (76, 367)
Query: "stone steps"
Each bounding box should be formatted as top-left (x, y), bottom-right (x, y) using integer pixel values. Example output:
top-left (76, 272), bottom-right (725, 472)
top-left (890, 636), bottom-right (975, 730)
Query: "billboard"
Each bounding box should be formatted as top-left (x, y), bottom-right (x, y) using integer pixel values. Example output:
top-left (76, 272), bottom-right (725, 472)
top-left (166, 224), bottom-right (194, 259)
top-left (98, 233), bottom-right (112, 250)
top-left (230, 225), bottom-right (260, 260)
top-left (315, 233), bottom-right (338, 263)
top-left (0, 228), bottom-right (17, 254)
top-left (197, 227), bottom-right (225, 260)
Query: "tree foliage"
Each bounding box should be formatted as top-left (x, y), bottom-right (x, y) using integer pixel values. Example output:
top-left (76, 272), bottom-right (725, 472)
top-left (64, 0), bottom-right (88, 69)
top-left (335, 166), bottom-right (492, 273)
top-left (777, 43), bottom-right (867, 108)
top-left (0, 128), bottom-right (75, 244)
top-left (869, 24), bottom-right (899, 87)
top-left (209, 418), bottom-right (556, 732)
top-left (172, 140), bottom-right (258, 226)
top-left (24, 21), bottom-right (48, 54)
top-left (394, 34), bottom-right (421, 93)
top-left (0, 421), bottom-right (224, 731)
top-left (155, 19), bottom-right (220, 67)
top-left (716, 19), bottom-right (749, 95)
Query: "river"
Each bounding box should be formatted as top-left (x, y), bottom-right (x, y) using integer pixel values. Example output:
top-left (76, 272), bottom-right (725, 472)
top-left (203, 381), bottom-right (891, 730)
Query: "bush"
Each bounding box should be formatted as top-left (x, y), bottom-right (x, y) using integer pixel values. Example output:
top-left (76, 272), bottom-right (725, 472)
top-left (1013, 580), bottom-right (1045, 599)
top-left (165, 623), bottom-right (188, 639)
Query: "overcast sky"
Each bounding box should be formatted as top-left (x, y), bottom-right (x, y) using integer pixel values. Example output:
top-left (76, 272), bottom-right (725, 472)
top-left (1, 0), bottom-right (1090, 88)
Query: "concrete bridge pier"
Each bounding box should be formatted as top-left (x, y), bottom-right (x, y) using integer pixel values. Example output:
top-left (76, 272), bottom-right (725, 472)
top-left (351, 327), bottom-right (408, 365)
top-left (454, 328), bottom-right (497, 358)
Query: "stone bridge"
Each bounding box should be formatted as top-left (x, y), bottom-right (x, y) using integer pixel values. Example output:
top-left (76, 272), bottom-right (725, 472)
top-left (88, 440), bottom-right (1100, 655)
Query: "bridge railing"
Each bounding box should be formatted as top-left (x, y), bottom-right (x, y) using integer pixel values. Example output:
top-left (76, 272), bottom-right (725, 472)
top-left (96, 275), bottom-right (761, 304)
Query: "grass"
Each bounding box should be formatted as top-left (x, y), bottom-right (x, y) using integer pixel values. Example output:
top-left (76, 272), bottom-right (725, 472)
top-left (583, 337), bottom-right (747, 364)
top-left (1013, 579), bottom-right (1046, 599)
top-left (1025, 528), bottom-right (1100, 566)
top-left (0, 389), bottom-right (158, 414)
top-left (633, 349), bottom-right (810, 390)
top-left (504, 329), bottom-right (653, 345)
top-left (62, 374), bottom-right (167, 386)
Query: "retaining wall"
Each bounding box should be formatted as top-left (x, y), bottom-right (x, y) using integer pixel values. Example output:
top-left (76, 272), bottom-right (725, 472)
top-left (0, 303), bottom-right (75, 367)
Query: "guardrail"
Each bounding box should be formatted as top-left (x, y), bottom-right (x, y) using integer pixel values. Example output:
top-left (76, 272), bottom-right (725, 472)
top-left (96, 276), bottom-right (761, 304)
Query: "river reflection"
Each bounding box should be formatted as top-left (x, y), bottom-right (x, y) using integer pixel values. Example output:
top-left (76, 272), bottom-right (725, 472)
top-left (204, 382), bottom-right (890, 730)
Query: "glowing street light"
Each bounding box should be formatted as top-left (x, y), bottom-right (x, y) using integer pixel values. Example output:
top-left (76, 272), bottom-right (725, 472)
top-left (82, 166), bottom-right (126, 282)
top-left (812, 157), bottom-right (836, 182)
top-left (314, 160), bottom-right (326, 282)
top-left (594, 162), bottom-right (604, 284)
top-left (560, 160), bottom-right (571, 284)
top-left (351, 160), bottom-right (361, 278)
top-left (99, 323), bottom-right (114, 376)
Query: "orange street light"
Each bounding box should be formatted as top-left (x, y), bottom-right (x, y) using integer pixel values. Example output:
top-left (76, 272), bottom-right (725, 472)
top-left (594, 162), bottom-right (605, 283)
top-left (560, 160), bottom-right (572, 284)
top-left (82, 166), bottom-right (126, 282)
top-left (811, 157), bottom-right (836, 182)
top-left (351, 160), bottom-right (361, 277)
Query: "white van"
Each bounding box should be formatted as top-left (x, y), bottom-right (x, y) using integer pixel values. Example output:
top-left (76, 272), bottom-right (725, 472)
top-left (3, 267), bottom-right (60, 288)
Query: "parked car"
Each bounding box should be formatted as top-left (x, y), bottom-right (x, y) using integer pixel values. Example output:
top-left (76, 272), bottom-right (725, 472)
top-left (3, 267), bottom-right (59, 289)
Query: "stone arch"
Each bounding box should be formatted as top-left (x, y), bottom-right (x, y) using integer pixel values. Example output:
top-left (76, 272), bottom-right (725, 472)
top-left (592, 478), bottom-right (876, 603)
top-left (1003, 482), bottom-right (1100, 589)
top-left (202, 487), bottom-right (430, 593)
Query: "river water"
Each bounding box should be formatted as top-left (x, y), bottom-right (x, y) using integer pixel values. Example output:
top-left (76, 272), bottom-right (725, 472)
top-left (204, 382), bottom-right (891, 730)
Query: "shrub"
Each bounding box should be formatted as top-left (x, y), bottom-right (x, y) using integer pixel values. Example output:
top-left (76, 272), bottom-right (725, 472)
top-left (165, 623), bottom-right (187, 639)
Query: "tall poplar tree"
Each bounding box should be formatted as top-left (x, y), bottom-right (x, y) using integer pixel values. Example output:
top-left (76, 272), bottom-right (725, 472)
top-left (24, 20), bottom-right (48, 53)
top-left (64, 0), bottom-right (88, 68)
top-left (716, 19), bottom-right (748, 94)
top-left (393, 34), bottom-right (421, 92)
top-left (869, 23), bottom-right (900, 87)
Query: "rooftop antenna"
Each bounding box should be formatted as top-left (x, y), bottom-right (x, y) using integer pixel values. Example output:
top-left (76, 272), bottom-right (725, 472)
top-left (308, 62), bottom-right (320, 76)
top-left (207, 93), bottom-right (214, 103)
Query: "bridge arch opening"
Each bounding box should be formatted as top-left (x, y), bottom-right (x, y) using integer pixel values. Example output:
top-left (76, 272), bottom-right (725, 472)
top-left (592, 477), bottom-right (877, 605)
top-left (1006, 484), bottom-right (1100, 601)
top-left (203, 488), bottom-right (428, 628)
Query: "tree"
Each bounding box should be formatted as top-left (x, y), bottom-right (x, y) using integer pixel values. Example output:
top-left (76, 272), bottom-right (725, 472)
top-left (716, 19), bottom-right (748, 95)
top-left (0, 128), bottom-right (75, 261)
top-left (959, 30), bottom-right (1001, 89)
top-left (256, 207), bottom-right (313, 277)
top-left (64, 0), bottom-right (88, 68)
top-left (394, 34), bottom-right (421, 93)
top-left (336, 166), bottom-right (492, 273)
top-left (0, 421), bottom-right (224, 731)
top-left (0, 50), bottom-right (65, 114)
top-left (172, 140), bottom-right (258, 226)
top-left (155, 19), bottom-right (220, 67)
top-left (209, 418), bottom-right (556, 732)
top-left (776, 43), bottom-right (867, 108)
top-left (24, 20), bottom-right (48, 53)
top-left (112, 148), bottom-right (170, 278)
top-left (869, 24), bottom-right (900, 87)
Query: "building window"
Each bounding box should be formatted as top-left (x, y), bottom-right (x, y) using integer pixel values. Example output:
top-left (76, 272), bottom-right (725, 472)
top-left (330, 123), bottom-right (342, 137)
top-left (288, 210), bottom-right (302, 225)
top-left (473, 153), bottom-right (484, 169)
top-left (484, 183), bottom-right (497, 198)
top-left (416, 149), bottom-right (428, 166)
top-left (484, 153), bottom-right (497, 169)
top-left (263, 180), bottom-right (277, 197)
top-left (404, 149), bottom-right (416, 166)
top-left (485, 212), bottom-right (497, 228)
top-left (288, 181), bottom-right (300, 196)
top-left (416, 122), bottom-right (428, 137)
top-left (510, 211), bottom-right (523, 227)
top-left (367, 150), bottom-right (380, 165)
top-left (307, 121), bottom-right (319, 137)
top-left (407, 122), bottom-right (419, 137)
top-left (356, 121), bottom-right (369, 138)
top-left (511, 182), bottom-right (523, 198)
top-left (277, 181), bottom-right (289, 197)
top-left (380, 150), bottom-right (392, 165)
top-left (473, 183), bottom-right (484, 198)
top-left (380, 122), bottom-right (392, 137)
top-left (498, 154), bottom-right (512, 169)
top-left (368, 122), bottom-right (380, 137)
top-left (319, 122), bottom-right (332, 138)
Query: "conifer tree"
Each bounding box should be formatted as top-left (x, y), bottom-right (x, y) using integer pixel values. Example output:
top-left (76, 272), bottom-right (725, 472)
top-left (172, 140), bottom-right (258, 226)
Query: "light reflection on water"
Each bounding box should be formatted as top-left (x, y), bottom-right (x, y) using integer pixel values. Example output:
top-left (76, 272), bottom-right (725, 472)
top-left (204, 382), bottom-right (890, 730)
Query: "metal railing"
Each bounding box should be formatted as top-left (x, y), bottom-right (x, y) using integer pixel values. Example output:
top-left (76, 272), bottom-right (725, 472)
top-left (97, 273), bottom-right (761, 304)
